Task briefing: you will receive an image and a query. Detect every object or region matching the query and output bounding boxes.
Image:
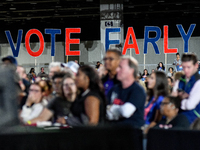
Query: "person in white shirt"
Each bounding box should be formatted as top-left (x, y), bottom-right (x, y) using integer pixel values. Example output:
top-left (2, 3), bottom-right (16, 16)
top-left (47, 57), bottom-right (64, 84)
top-left (172, 53), bottom-right (200, 124)
top-left (20, 82), bottom-right (47, 123)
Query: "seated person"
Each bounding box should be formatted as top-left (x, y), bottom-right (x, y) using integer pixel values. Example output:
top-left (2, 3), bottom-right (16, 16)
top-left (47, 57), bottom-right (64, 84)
top-left (29, 73), bottom-right (77, 124)
top-left (155, 96), bottom-right (189, 129)
top-left (20, 82), bottom-right (48, 123)
top-left (144, 71), bottom-right (168, 133)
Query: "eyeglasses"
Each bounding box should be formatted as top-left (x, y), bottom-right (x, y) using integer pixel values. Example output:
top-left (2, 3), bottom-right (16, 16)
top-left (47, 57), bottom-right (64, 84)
top-left (29, 89), bottom-right (41, 93)
top-left (53, 82), bottom-right (61, 85)
top-left (63, 83), bottom-right (75, 87)
top-left (103, 57), bottom-right (116, 62)
top-left (160, 102), bottom-right (171, 106)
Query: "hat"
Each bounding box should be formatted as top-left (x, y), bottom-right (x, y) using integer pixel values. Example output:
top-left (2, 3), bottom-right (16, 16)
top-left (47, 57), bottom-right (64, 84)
top-left (62, 61), bottom-right (79, 73)
top-left (2, 55), bottom-right (18, 66)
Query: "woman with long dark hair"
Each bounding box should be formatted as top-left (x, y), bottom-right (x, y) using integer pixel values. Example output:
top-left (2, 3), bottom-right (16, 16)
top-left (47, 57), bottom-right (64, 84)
top-left (144, 71), bottom-right (168, 133)
top-left (70, 65), bottom-right (106, 126)
top-left (28, 68), bottom-right (36, 83)
top-left (156, 62), bottom-right (165, 72)
top-left (142, 69), bottom-right (149, 78)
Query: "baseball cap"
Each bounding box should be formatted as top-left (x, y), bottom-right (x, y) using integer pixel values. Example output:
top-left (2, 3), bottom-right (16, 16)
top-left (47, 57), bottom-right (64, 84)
top-left (2, 55), bottom-right (18, 66)
top-left (62, 61), bottom-right (79, 73)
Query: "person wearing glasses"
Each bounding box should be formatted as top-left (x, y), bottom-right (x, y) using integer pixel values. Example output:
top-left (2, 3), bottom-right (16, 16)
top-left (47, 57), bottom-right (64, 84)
top-left (172, 53), bottom-right (200, 124)
top-left (102, 49), bottom-right (121, 95)
top-left (155, 96), bottom-right (189, 129)
top-left (29, 73), bottom-right (77, 124)
top-left (20, 82), bottom-right (48, 123)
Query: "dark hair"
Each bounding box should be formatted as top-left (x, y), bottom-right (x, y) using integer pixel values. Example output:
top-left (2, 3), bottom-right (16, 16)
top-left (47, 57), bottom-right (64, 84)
top-left (168, 67), bottom-right (174, 72)
top-left (143, 69), bottom-right (148, 73)
top-left (52, 72), bottom-right (66, 81)
top-left (79, 65), bottom-right (106, 103)
top-left (41, 67), bottom-right (44, 70)
top-left (181, 53), bottom-right (198, 65)
top-left (153, 71), bottom-right (168, 99)
top-left (60, 73), bottom-right (75, 99)
top-left (142, 69), bottom-right (149, 76)
top-left (166, 96), bottom-right (181, 109)
top-left (157, 62), bottom-right (165, 70)
top-left (176, 53), bottom-right (180, 56)
top-left (29, 68), bottom-right (34, 73)
top-left (167, 76), bottom-right (173, 84)
top-left (106, 49), bottom-right (122, 58)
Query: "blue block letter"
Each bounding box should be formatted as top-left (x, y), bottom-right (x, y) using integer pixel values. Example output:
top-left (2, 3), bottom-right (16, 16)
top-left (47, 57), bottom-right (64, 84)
top-left (144, 26), bottom-right (161, 54)
top-left (5, 30), bottom-right (23, 57)
top-left (45, 29), bottom-right (61, 56)
top-left (105, 28), bottom-right (121, 51)
top-left (177, 24), bottom-right (196, 53)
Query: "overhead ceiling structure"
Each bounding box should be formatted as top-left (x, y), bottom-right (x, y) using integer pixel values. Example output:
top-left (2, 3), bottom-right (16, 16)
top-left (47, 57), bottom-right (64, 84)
top-left (0, 0), bottom-right (100, 26)
top-left (0, 0), bottom-right (200, 25)
top-left (0, 0), bottom-right (199, 41)
top-left (124, 0), bottom-right (200, 20)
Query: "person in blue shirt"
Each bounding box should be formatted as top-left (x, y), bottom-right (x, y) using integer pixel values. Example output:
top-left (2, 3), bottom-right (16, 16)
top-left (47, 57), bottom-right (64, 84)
top-left (172, 53), bottom-right (200, 124)
top-left (144, 71), bottom-right (168, 133)
top-left (102, 49), bottom-right (121, 95)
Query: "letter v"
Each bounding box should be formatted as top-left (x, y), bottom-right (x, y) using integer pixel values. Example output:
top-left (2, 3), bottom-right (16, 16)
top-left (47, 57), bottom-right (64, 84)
top-left (5, 30), bottom-right (23, 57)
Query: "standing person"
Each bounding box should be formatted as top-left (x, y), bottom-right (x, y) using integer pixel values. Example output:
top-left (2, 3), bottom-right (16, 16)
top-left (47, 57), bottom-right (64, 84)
top-left (27, 68), bottom-right (36, 83)
top-left (69, 65), bottom-right (106, 126)
top-left (2, 55), bottom-right (18, 67)
top-left (106, 56), bottom-right (146, 128)
top-left (48, 62), bottom-right (63, 79)
top-left (172, 53), bottom-right (200, 124)
top-left (144, 71), bottom-right (168, 133)
top-left (102, 49), bottom-right (121, 95)
top-left (156, 62), bottom-right (165, 72)
top-left (173, 53), bottom-right (182, 72)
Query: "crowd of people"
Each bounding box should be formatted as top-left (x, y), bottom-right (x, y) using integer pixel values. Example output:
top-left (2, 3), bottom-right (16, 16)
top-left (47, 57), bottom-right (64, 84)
top-left (1, 50), bottom-right (200, 134)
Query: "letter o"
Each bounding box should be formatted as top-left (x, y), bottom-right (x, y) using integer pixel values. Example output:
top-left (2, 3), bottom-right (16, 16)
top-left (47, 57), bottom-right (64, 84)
top-left (25, 29), bottom-right (44, 57)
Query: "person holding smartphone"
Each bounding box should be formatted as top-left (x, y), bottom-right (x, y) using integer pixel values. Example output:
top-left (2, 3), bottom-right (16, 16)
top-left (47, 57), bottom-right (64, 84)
top-left (172, 53), bottom-right (200, 124)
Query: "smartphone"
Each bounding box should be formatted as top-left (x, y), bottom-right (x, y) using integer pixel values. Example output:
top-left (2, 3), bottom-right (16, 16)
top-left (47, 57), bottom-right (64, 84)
top-left (177, 88), bottom-right (184, 92)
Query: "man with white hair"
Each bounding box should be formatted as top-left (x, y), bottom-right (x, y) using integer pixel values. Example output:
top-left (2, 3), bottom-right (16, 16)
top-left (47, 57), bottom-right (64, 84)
top-left (106, 55), bottom-right (146, 128)
top-left (49, 62), bottom-right (63, 79)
